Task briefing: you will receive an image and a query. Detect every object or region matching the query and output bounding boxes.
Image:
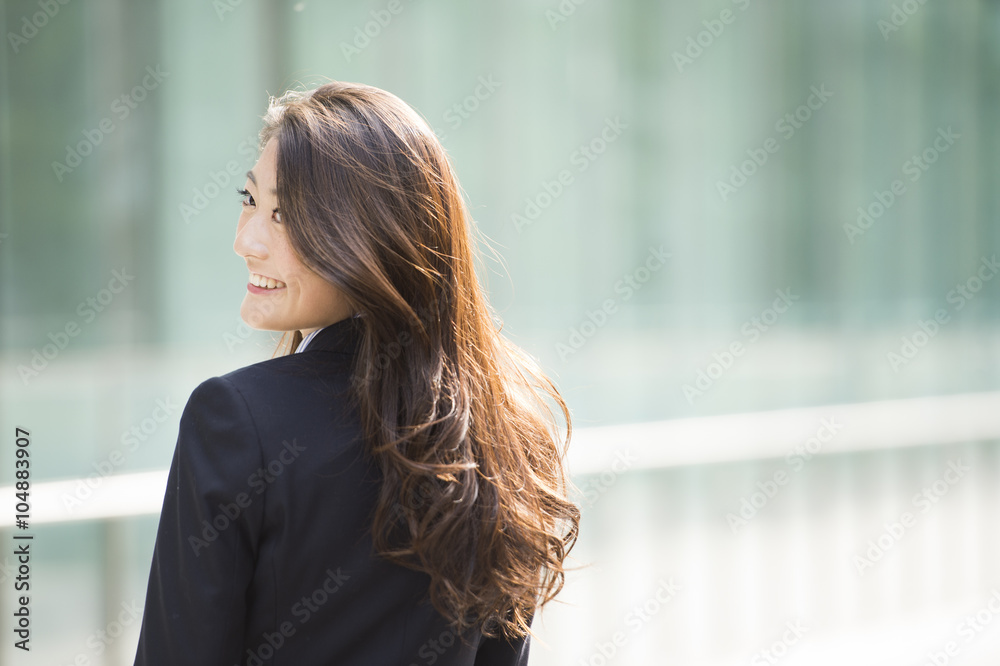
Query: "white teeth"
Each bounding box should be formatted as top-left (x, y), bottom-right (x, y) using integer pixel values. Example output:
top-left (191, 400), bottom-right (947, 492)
top-left (250, 272), bottom-right (285, 289)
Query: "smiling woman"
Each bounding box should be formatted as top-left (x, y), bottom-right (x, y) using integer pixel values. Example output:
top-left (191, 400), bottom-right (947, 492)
top-left (232, 139), bottom-right (355, 337)
top-left (132, 80), bottom-right (580, 666)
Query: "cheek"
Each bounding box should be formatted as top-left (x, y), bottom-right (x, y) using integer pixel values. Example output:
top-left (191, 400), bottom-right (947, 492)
top-left (299, 272), bottom-right (340, 306)
top-left (300, 274), bottom-right (329, 302)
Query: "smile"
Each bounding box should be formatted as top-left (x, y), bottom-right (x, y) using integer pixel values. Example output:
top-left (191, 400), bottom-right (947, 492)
top-left (249, 272), bottom-right (287, 290)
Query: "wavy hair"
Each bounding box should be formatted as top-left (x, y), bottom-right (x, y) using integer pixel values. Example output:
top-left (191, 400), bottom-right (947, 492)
top-left (257, 81), bottom-right (580, 642)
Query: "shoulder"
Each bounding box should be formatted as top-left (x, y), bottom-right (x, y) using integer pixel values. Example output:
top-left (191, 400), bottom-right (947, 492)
top-left (187, 351), bottom-right (358, 435)
top-left (183, 374), bottom-right (250, 421)
top-left (177, 360), bottom-right (292, 441)
top-left (171, 376), bottom-right (265, 489)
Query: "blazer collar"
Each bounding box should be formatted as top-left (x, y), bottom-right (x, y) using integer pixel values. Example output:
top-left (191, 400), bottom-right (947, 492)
top-left (300, 314), bottom-right (364, 354)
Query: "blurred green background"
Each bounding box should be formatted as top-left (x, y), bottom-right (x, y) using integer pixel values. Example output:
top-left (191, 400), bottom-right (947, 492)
top-left (1, 0), bottom-right (999, 664)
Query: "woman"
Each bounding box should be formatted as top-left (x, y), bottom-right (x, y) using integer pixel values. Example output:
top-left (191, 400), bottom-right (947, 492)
top-left (133, 81), bottom-right (580, 665)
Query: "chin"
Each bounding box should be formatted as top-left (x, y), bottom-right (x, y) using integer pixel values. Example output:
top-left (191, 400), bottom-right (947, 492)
top-left (240, 301), bottom-right (280, 330)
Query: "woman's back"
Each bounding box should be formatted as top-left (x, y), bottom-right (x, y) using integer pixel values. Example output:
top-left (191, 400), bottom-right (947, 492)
top-left (134, 316), bottom-right (530, 665)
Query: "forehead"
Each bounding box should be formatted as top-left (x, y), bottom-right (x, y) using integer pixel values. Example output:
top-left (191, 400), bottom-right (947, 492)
top-left (253, 139), bottom-right (277, 175)
top-left (247, 139), bottom-right (279, 194)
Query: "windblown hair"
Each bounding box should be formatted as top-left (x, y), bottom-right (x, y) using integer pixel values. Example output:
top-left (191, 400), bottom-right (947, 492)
top-left (257, 81), bottom-right (580, 642)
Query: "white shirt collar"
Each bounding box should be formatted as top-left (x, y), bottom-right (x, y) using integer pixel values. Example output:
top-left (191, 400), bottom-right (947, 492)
top-left (296, 314), bottom-right (362, 353)
top-left (296, 326), bottom-right (325, 353)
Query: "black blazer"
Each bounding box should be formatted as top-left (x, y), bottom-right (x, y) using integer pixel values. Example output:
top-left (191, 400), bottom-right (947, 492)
top-left (133, 316), bottom-right (531, 665)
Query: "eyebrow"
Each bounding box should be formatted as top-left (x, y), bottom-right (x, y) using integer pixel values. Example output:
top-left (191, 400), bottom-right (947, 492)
top-left (246, 170), bottom-right (278, 195)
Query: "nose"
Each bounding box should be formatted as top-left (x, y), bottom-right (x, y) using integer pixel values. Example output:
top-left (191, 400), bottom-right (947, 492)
top-left (233, 214), bottom-right (269, 261)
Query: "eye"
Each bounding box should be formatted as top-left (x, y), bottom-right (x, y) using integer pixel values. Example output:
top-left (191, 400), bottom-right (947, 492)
top-left (235, 187), bottom-right (255, 208)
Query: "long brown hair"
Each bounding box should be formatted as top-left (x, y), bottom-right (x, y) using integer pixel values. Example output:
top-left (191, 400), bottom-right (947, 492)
top-left (258, 81), bottom-right (580, 642)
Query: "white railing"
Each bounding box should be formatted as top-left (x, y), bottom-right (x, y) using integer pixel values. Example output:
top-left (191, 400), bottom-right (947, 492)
top-left (4, 391), bottom-right (999, 526)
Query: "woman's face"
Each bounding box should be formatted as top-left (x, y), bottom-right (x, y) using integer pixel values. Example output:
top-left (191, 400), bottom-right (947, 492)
top-left (233, 138), bottom-right (353, 336)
